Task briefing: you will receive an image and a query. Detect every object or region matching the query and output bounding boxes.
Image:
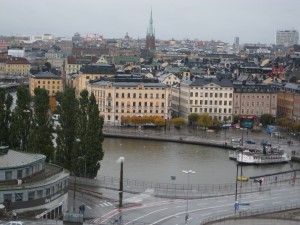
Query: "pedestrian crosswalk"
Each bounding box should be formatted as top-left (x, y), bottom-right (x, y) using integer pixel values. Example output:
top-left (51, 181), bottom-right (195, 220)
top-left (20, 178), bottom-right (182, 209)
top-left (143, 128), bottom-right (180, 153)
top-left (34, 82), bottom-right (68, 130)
top-left (99, 200), bottom-right (114, 208)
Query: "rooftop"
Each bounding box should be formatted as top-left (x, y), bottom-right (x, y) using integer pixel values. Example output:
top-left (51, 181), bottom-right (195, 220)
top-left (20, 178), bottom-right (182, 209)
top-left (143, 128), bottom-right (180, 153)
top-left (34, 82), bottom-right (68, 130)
top-left (31, 72), bottom-right (62, 79)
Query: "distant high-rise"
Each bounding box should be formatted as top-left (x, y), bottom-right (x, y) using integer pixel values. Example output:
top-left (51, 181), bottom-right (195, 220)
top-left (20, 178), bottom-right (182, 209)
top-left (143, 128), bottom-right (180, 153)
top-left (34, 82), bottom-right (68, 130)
top-left (234, 37), bottom-right (239, 46)
top-left (145, 9), bottom-right (155, 51)
top-left (233, 37), bottom-right (239, 52)
top-left (276, 30), bottom-right (299, 47)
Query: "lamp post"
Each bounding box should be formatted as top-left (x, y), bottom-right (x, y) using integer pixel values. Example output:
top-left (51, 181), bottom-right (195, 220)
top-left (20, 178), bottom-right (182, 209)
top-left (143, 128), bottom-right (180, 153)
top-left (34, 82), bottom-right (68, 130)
top-left (78, 156), bottom-right (86, 178)
top-left (182, 169), bottom-right (196, 224)
top-left (117, 157), bottom-right (124, 208)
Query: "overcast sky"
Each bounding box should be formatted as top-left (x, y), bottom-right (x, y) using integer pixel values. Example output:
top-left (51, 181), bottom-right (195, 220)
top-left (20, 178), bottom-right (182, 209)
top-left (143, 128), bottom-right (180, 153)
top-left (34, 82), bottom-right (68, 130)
top-left (1, 0), bottom-right (299, 44)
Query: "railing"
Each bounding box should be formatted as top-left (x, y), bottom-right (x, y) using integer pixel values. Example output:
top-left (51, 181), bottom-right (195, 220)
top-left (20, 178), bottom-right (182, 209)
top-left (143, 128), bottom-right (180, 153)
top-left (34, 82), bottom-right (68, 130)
top-left (200, 202), bottom-right (300, 225)
top-left (69, 172), bottom-right (299, 199)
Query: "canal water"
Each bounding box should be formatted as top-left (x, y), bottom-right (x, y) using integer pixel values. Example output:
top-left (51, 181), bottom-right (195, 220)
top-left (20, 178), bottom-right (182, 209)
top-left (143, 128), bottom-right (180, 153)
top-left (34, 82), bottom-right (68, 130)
top-left (98, 137), bottom-right (297, 185)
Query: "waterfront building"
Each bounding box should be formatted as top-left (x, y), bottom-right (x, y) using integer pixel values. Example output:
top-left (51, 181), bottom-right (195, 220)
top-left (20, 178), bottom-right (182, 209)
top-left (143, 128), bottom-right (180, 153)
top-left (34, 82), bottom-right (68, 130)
top-left (276, 30), bottom-right (299, 47)
top-left (73, 63), bottom-right (116, 96)
top-left (233, 82), bottom-right (278, 118)
top-left (87, 79), bottom-right (171, 126)
top-left (0, 146), bottom-right (69, 217)
top-left (277, 83), bottom-right (300, 121)
top-left (172, 77), bottom-right (233, 121)
top-left (145, 9), bottom-right (155, 51)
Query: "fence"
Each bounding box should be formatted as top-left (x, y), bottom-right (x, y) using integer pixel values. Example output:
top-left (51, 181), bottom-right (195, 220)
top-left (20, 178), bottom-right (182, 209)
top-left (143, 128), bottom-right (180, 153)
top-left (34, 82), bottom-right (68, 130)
top-left (70, 170), bottom-right (300, 199)
top-left (200, 202), bottom-right (300, 225)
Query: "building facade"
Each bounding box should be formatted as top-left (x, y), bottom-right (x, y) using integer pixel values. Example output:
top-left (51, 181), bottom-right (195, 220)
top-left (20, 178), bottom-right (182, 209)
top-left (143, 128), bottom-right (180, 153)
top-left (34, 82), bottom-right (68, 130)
top-left (87, 80), bottom-right (171, 125)
top-left (0, 146), bottom-right (69, 216)
top-left (172, 77), bottom-right (234, 121)
top-left (0, 57), bottom-right (30, 75)
top-left (233, 83), bottom-right (278, 117)
top-left (276, 30), bottom-right (299, 47)
top-left (74, 63), bottom-right (116, 96)
top-left (277, 83), bottom-right (300, 121)
top-left (29, 72), bottom-right (63, 97)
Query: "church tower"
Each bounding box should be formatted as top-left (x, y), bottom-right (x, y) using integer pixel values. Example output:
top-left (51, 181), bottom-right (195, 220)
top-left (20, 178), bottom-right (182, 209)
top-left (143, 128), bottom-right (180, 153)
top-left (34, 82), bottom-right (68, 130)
top-left (145, 8), bottom-right (155, 50)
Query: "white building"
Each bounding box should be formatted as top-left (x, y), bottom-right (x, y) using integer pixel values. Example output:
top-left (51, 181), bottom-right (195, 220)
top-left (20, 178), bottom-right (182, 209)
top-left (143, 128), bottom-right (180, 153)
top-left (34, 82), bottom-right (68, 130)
top-left (172, 77), bottom-right (234, 121)
top-left (8, 48), bottom-right (25, 58)
top-left (276, 30), bottom-right (299, 47)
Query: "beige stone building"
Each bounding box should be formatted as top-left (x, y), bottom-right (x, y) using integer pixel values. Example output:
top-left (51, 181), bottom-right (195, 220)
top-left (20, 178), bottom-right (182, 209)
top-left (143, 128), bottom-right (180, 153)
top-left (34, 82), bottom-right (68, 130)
top-left (29, 72), bottom-right (63, 96)
top-left (73, 63), bottom-right (116, 96)
top-left (0, 57), bottom-right (30, 75)
top-left (233, 83), bottom-right (277, 117)
top-left (87, 80), bottom-right (171, 125)
top-left (158, 73), bottom-right (180, 86)
top-left (172, 77), bottom-right (234, 121)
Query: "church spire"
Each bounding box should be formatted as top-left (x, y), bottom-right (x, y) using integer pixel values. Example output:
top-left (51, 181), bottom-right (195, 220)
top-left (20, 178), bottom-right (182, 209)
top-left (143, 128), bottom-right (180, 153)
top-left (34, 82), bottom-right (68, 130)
top-left (147, 7), bottom-right (154, 37)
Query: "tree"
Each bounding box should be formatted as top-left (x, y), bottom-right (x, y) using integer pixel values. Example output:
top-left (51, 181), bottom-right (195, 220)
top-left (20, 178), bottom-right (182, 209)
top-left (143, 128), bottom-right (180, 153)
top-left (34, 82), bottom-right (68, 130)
top-left (232, 115), bottom-right (241, 123)
top-left (172, 117), bottom-right (187, 128)
top-left (9, 86), bottom-right (32, 151)
top-left (197, 114), bottom-right (212, 129)
top-left (260, 113), bottom-right (273, 126)
top-left (0, 88), bottom-right (13, 146)
top-left (153, 116), bottom-right (164, 127)
top-left (28, 88), bottom-right (54, 162)
top-left (55, 88), bottom-right (79, 171)
top-left (188, 113), bottom-right (199, 126)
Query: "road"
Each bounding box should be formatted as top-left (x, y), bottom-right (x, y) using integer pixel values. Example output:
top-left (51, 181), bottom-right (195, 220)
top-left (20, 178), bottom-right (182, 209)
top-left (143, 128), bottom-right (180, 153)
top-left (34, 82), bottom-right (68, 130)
top-left (67, 180), bottom-right (300, 225)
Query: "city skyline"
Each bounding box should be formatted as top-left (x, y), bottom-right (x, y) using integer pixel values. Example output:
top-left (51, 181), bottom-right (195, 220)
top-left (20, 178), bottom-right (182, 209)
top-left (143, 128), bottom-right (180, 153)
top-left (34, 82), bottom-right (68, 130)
top-left (1, 0), bottom-right (300, 44)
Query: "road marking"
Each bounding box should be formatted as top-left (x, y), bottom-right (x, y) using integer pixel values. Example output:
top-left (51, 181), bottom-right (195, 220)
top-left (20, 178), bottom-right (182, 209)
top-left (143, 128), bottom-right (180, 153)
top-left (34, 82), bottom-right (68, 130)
top-left (197, 203), bottom-right (208, 206)
top-left (124, 208), bottom-right (168, 225)
top-left (201, 213), bottom-right (211, 216)
top-left (95, 204), bottom-right (100, 208)
top-left (86, 205), bottom-right (92, 210)
top-left (175, 205), bottom-right (185, 208)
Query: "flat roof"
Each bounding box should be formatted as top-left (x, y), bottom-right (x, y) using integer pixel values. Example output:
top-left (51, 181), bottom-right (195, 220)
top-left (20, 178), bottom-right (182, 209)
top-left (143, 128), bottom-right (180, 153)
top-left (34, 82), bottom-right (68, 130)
top-left (0, 149), bottom-right (46, 169)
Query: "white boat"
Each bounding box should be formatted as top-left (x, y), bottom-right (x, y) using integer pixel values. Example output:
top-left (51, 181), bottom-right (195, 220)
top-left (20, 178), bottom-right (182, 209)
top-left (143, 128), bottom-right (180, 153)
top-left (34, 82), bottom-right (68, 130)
top-left (229, 146), bottom-right (291, 164)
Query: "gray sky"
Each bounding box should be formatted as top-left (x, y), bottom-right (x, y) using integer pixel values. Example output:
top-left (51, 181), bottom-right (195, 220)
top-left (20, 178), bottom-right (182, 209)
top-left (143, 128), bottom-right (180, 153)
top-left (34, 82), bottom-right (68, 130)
top-left (1, 0), bottom-right (299, 44)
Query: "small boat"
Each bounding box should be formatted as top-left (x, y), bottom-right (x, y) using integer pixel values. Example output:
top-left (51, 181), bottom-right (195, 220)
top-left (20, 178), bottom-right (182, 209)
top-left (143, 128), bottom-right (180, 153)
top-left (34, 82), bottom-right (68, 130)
top-left (237, 176), bottom-right (249, 181)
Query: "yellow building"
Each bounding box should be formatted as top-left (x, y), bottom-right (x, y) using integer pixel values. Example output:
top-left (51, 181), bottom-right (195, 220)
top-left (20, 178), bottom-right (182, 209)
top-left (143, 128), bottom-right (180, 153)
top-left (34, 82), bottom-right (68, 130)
top-left (74, 63), bottom-right (116, 96)
top-left (29, 72), bottom-right (63, 97)
top-left (0, 57), bottom-right (30, 75)
top-left (87, 80), bottom-right (172, 125)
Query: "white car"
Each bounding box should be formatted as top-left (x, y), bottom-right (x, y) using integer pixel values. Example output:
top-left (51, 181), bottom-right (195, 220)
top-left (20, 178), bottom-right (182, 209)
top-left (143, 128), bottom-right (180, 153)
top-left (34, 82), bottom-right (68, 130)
top-left (3, 222), bottom-right (26, 225)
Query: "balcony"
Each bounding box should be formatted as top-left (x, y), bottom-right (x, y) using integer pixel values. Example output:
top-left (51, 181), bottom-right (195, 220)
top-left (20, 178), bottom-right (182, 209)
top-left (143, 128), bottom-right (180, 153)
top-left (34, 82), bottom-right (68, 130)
top-left (106, 96), bottom-right (112, 101)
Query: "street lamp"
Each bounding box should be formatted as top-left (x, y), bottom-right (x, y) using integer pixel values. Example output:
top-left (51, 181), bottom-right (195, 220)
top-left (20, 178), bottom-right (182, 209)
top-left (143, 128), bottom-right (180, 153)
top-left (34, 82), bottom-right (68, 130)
top-left (117, 157), bottom-right (124, 208)
top-left (78, 156), bottom-right (86, 178)
top-left (182, 169), bottom-right (196, 224)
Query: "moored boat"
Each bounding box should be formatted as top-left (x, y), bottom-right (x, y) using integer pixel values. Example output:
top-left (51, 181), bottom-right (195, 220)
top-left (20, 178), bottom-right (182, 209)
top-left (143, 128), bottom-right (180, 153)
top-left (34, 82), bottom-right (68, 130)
top-left (229, 145), bottom-right (291, 164)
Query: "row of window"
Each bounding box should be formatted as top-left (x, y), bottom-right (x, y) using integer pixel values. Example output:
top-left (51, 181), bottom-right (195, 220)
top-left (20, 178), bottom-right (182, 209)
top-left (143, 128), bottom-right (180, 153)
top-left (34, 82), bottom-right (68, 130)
top-left (111, 93), bottom-right (166, 99)
top-left (190, 92), bottom-right (233, 98)
top-left (190, 87), bottom-right (231, 91)
top-left (105, 109), bottom-right (165, 115)
top-left (234, 109), bottom-right (271, 115)
top-left (2, 180), bottom-right (67, 202)
top-left (190, 108), bottom-right (232, 114)
top-left (113, 102), bottom-right (165, 107)
top-left (236, 102), bottom-right (276, 107)
top-left (3, 164), bottom-right (42, 180)
top-left (236, 95), bottom-right (276, 99)
top-left (37, 80), bottom-right (60, 84)
top-left (190, 100), bottom-right (232, 106)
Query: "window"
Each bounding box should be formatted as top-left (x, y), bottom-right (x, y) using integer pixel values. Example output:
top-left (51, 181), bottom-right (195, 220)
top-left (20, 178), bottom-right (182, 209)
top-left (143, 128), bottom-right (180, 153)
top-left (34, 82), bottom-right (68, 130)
top-left (210, 93), bottom-right (213, 97)
top-left (17, 170), bottom-right (23, 179)
top-left (46, 188), bottom-right (50, 196)
top-left (15, 193), bottom-right (23, 201)
top-left (156, 94), bottom-right (159, 99)
top-left (195, 92), bottom-right (198, 97)
top-left (215, 93), bottom-right (218, 98)
top-left (205, 93), bottom-right (208, 97)
top-left (150, 93), bottom-right (153, 98)
top-left (133, 93), bottom-right (136, 98)
top-left (139, 93), bottom-right (142, 98)
top-left (5, 171), bottom-right (12, 180)
top-left (127, 93), bottom-right (130, 98)
top-left (190, 92), bottom-right (193, 97)
top-left (145, 93), bottom-right (148, 98)
top-left (190, 100), bottom-right (193, 104)
top-left (116, 93), bottom-right (119, 98)
top-left (162, 94), bottom-right (165, 99)
top-left (28, 191), bottom-right (35, 200)
top-left (220, 93), bottom-right (223, 98)
top-left (121, 93), bottom-right (125, 98)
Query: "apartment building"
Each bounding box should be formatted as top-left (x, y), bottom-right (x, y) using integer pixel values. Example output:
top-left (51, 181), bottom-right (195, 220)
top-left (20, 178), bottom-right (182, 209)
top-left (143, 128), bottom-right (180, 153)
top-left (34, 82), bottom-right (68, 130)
top-left (74, 63), bottom-right (116, 96)
top-left (233, 82), bottom-right (278, 117)
top-left (29, 72), bottom-right (63, 96)
top-left (172, 77), bottom-right (234, 121)
top-left (277, 83), bottom-right (300, 121)
top-left (0, 57), bottom-right (30, 75)
top-left (87, 79), bottom-right (171, 125)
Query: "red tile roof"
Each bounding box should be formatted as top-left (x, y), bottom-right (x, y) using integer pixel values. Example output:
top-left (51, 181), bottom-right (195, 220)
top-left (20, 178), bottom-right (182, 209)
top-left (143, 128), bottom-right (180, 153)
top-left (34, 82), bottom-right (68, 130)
top-left (6, 57), bottom-right (29, 64)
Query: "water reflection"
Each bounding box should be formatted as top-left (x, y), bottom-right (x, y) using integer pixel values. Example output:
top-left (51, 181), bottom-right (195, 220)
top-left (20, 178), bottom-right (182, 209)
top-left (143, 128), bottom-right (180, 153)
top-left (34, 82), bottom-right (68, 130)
top-left (98, 138), bottom-right (297, 185)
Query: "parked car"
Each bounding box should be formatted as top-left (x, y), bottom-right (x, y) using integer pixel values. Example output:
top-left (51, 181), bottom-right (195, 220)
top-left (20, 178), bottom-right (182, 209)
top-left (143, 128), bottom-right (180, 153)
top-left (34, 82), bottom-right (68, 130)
top-left (245, 138), bottom-right (256, 144)
top-left (260, 139), bottom-right (271, 146)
